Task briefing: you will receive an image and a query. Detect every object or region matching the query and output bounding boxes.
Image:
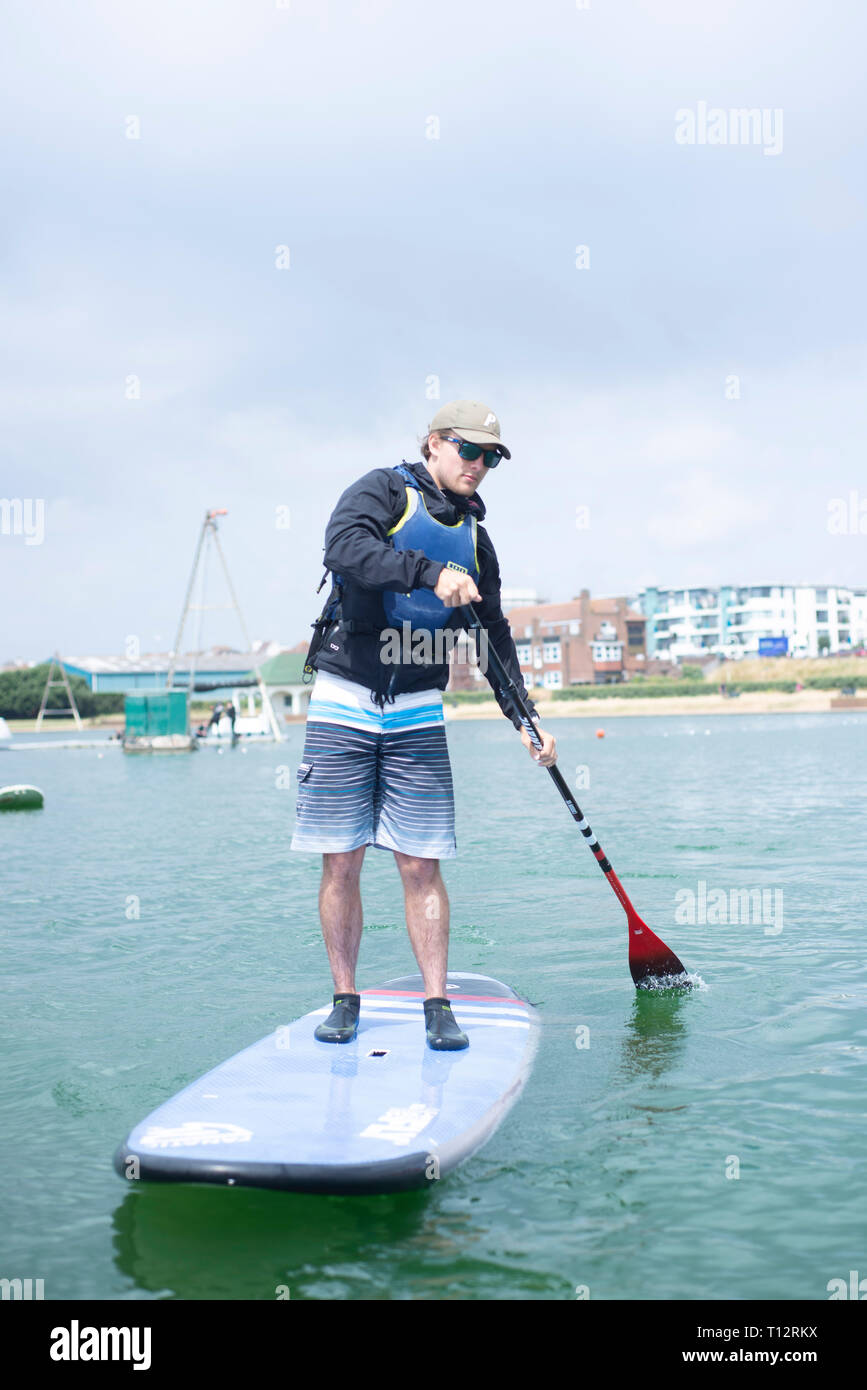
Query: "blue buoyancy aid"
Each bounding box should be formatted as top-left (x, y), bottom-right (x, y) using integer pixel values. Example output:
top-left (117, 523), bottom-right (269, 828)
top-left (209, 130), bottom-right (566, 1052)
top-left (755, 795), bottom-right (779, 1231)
top-left (382, 464), bottom-right (480, 632)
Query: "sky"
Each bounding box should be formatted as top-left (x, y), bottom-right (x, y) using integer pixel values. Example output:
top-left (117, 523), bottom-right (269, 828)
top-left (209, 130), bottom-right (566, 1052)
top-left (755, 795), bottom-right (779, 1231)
top-left (2, 0), bottom-right (866, 662)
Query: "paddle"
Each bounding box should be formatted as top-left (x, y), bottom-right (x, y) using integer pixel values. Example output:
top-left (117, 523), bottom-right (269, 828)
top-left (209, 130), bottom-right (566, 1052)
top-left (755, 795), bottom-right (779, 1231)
top-left (461, 603), bottom-right (690, 988)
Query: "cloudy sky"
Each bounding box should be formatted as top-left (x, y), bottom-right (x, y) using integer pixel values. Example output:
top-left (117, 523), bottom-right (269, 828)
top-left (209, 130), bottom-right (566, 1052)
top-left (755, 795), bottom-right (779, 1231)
top-left (3, 0), bottom-right (866, 662)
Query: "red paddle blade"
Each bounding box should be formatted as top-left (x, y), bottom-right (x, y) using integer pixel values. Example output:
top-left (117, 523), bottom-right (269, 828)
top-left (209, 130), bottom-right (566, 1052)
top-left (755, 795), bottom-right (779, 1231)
top-left (627, 907), bottom-right (689, 988)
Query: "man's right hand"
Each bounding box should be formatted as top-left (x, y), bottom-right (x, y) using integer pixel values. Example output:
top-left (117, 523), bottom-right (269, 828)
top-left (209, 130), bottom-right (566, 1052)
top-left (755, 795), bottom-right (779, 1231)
top-left (434, 567), bottom-right (482, 608)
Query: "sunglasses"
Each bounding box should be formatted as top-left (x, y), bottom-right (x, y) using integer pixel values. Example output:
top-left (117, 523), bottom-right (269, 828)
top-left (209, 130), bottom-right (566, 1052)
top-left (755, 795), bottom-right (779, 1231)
top-left (443, 435), bottom-right (503, 469)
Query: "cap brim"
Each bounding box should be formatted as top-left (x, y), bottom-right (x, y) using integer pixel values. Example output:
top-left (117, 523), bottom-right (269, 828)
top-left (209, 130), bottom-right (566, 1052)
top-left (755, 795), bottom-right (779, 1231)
top-left (454, 429), bottom-right (511, 459)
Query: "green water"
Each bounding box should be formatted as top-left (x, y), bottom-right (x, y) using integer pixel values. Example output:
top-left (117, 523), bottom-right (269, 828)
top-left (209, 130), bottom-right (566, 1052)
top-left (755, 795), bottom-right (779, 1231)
top-left (2, 712), bottom-right (865, 1301)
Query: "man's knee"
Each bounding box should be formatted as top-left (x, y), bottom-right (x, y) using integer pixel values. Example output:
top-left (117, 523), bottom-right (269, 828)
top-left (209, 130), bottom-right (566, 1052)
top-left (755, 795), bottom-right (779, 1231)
top-left (321, 847), bottom-right (366, 887)
top-left (394, 852), bottom-right (442, 889)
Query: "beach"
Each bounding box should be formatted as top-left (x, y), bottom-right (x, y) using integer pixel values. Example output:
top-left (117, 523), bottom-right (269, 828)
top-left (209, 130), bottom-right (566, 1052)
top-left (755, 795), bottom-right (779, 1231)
top-left (6, 688), bottom-right (863, 737)
top-left (445, 688), bottom-right (849, 720)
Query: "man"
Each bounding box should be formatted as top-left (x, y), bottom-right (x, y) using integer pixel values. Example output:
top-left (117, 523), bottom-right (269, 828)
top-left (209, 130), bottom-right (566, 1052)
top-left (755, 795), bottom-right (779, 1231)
top-left (225, 699), bottom-right (237, 737)
top-left (291, 400), bottom-right (557, 1050)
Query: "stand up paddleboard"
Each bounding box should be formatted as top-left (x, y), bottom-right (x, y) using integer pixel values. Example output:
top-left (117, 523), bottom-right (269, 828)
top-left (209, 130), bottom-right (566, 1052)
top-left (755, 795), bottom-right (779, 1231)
top-left (113, 972), bottom-right (539, 1195)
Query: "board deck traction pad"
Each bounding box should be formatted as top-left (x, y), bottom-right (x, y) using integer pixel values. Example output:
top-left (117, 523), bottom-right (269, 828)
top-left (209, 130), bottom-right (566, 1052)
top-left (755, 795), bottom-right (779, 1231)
top-left (114, 973), bottom-right (540, 1194)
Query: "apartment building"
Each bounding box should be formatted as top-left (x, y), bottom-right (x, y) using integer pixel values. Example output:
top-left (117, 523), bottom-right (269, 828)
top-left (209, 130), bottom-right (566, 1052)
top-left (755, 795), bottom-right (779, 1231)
top-left (639, 585), bottom-right (867, 660)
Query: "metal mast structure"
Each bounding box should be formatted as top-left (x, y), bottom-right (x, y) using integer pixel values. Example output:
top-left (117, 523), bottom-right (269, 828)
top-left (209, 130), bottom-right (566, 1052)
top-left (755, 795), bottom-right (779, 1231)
top-left (35, 654), bottom-right (84, 730)
top-left (166, 509), bottom-right (283, 741)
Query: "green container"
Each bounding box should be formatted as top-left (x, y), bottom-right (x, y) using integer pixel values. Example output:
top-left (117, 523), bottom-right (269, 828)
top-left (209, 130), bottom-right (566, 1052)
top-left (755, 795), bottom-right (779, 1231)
top-left (124, 691), bottom-right (189, 738)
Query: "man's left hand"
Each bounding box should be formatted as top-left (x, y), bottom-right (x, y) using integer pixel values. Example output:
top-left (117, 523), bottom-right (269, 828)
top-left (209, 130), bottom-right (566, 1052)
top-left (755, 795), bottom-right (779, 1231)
top-left (520, 726), bottom-right (557, 767)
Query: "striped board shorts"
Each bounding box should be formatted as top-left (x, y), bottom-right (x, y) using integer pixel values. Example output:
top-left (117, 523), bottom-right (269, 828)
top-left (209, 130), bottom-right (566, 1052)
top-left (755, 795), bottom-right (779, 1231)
top-left (290, 672), bottom-right (457, 859)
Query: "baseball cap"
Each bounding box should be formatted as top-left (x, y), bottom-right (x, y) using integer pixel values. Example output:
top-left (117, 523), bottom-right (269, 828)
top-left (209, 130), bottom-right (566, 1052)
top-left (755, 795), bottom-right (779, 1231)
top-left (428, 399), bottom-right (511, 459)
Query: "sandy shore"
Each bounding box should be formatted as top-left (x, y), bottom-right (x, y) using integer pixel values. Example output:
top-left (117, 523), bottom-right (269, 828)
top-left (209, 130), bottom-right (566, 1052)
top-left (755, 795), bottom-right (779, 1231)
top-left (4, 717), bottom-right (126, 733)
top-left (8, 692), bottom-right (863, 734)
top-left (444, 690), bottom-right (850, 720)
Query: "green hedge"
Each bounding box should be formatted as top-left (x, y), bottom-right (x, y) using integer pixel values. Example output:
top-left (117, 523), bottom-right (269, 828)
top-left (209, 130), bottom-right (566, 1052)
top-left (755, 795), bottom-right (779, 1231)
top-left (547, 677), bottom-right (867, 700)
top-left (801, 675), bottom-right (867, 690)
top-left (437, 674), bottom-right (867, 708)
top-left (444, 690), bottom-right (503, 704)
top-left (549, 682), bottom-right (712, 700)
top-left (0, 664), bottom-right (125, 720)
top-left (722, 680), bottom-right (797, 693)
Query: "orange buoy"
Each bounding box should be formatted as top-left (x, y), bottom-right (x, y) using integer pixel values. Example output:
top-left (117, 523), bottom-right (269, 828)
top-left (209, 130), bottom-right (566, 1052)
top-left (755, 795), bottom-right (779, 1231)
top-left (596, 728), bottom-right (605, 738)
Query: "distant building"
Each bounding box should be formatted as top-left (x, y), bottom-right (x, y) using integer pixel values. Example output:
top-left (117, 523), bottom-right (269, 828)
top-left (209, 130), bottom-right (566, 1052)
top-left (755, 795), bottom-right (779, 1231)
top-left (58, 650), bottom-right (254, 694)
top-left (638, 586), bottom-right (867, 661)
top-left (446, 630), bottom-right (487, 692)
top-left (499, 587), bottom-right (546, 614)
top-left (56, 641), bottom-right (289, 697)
top-left (503, 591), bottom-right (646, 689)
top-left (50, 646), bottom-right (312, 723)
top-left (257, 651), bottom-right (311, 717)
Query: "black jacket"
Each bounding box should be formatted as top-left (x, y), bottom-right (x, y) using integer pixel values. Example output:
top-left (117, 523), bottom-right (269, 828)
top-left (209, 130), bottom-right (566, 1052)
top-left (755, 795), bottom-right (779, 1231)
top-left (309, 459), bottom-right (539, 729)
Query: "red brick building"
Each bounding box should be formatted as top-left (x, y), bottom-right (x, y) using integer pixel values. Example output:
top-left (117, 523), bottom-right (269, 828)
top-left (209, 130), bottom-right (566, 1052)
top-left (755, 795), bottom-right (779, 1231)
top-left (505, 591), bottom-right (647, 690)
top-left (446, 629), bottom-right (487, 692)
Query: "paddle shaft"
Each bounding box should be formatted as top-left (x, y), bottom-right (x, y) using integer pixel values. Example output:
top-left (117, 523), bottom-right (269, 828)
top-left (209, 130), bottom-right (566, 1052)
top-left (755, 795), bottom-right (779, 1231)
top-left (462, 603), bottom-right (638, 918)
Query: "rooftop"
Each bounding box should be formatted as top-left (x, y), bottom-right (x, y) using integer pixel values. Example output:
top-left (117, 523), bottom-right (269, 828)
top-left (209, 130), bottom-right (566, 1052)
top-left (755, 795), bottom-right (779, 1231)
top-left (58, 646), bottom-right (278, 676)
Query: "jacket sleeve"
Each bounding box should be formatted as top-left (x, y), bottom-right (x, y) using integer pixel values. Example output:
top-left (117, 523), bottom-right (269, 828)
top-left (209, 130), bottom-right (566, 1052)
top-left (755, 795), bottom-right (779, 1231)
top-left (323, 468), bottom-right (444, 593)
top-left (470, 526), bottom-right (540, 729)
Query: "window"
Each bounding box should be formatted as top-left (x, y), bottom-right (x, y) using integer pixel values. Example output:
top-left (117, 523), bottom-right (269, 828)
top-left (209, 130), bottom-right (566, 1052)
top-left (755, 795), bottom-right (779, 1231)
top-left (591, 641), bottom-right (623, 663)
top-left (516, 643), bottom-right (531, 666)
top-left (543, 669), bottom-right (562, 688)
top-left (543, 640), bottom-right (561, 663)
top-left (569, 620), bottom-right (580, 635)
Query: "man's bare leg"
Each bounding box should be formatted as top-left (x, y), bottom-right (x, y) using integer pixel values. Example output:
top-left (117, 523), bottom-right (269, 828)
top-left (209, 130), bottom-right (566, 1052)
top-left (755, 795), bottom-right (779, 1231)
top-left (394, 851), bottom-right (468, 1049)
top-left (393, 851), bottom-right (449, 997)
top-left (319, 846), bottom-right (366, 992)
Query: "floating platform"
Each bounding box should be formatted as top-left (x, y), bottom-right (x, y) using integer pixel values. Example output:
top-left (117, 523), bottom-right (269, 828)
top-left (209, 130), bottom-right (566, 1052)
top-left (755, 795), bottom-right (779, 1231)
top-left (123, 734), bottom-right (197, 754)
top-left (4, 739), bottom-right (122, 751)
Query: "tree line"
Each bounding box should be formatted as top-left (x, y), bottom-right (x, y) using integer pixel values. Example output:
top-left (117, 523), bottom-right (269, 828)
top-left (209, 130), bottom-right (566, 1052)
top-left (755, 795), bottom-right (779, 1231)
top-left (0, 665), bottom-right (124, 720)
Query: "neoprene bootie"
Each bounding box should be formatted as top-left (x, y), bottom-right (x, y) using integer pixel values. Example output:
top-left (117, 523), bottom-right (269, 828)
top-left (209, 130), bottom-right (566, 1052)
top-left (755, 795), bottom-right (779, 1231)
top-left (424, 997), bottom-right (469, 1051)
top-left (314, 993), bottom-right (360, 1043)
